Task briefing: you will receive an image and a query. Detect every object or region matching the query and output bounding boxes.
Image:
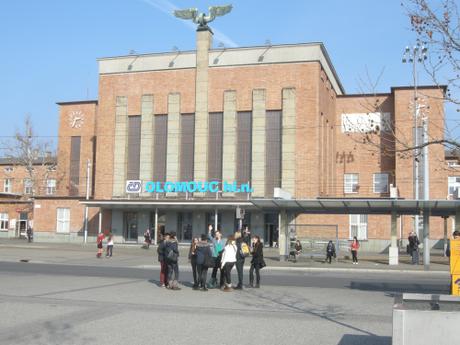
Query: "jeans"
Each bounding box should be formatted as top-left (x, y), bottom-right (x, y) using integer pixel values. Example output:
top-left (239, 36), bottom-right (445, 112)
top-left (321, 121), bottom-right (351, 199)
top-left (351, 250), bottom-right (358, 263)
top-left (223, 262), bottom-right (234, 286)
top-left (106, 245), bottom-right (113, 257)
top-left (326, 254), bottom-right (333, 263)
top-left (235, 259), bottom-right (244, 287)
top-left (249, 263), bottom-right (260, 286)
top-left (191, 257), bottom-right (198, 287)
top-left (211, 264), bottom-right (224, 286)
top-left (411, 249), bottom-right (419, 264)
top-left (197, 264), bottom-right (208, 288)
top-left (167, 262), bottom-right (179, 282)
top-left (159, 260), bottom-right (168, 285)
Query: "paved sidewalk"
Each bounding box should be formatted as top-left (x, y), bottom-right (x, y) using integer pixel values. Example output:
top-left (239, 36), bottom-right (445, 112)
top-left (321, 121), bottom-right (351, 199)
top-left (0, 238), bottom-right (450, 273)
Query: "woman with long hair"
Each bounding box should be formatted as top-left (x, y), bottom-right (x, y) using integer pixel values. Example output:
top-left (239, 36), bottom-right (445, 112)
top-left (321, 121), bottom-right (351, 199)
top-left (220, 235), bottom-right (237, 292)
top-left (351, 236), bottom-right (360, 264)
top-left (189, 237), bottom-right (199, 289)
top-left (165, 232), bottom-right (180, 290)
top-left (249, 235), bottom-right (265, 288)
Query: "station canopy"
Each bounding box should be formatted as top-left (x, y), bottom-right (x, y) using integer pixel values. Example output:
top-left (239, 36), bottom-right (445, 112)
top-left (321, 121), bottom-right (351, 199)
top-left (250, 198), bottom-right (460, 217)
top-left (81, 198), bottom-right (460, 217)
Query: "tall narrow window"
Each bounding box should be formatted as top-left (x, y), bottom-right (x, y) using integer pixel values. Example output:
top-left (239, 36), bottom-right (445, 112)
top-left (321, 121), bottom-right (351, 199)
top-left (344, 174), bottom-right (359, 194)
top-left (3, 178), bottom-right (12, 193)
top-left (448, 176), bottom-right (460, 196)
top-left (0, 213), bottom-right (8, 230)
top-left (208, 112), bottom-right (223, 187)
top-left (46, 179), bottom-right (56, 195)
top-left (153, 115), bottom-right (168, 182)
top-left (265, 110), bottom-right (281, 197)
top-left (350, 214), bottom-right (368, 240)
top-left (127, 115), bottom-right (141, 180)
top-left (373, 173), bottom-right (389, 193)
top-left (56, 208), bottom-right (70, 233)
top-left (24, 178), bottom-right (33, 195)
top-left (180, 113), bottom-right (195, 181)
top-left (236, 111), bottom-right (252, 187)
top-left (69, 136), bottom-right (81, 196)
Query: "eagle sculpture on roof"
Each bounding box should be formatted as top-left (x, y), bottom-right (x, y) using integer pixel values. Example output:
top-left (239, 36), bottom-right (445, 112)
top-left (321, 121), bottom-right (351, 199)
top-left (174, 5), bottom-right (232, 30)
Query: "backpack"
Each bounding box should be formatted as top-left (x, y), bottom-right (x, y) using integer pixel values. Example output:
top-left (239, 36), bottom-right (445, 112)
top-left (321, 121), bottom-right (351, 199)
top-left (166, 246), bottom-right (178, 262)
top-left (241, 242), bottom-right (250, 257)
top-left (203, 249), bottom-right (216, 268)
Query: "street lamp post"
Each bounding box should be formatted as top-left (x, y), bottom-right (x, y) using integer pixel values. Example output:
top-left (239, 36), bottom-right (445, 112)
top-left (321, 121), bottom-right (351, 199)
top-left (84, 159), bottom-right (91, 244)
top-left (402, 44), bottom-right (429, 267)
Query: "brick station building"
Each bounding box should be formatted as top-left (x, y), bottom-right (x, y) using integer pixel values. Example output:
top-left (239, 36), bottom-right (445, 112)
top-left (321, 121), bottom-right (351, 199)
top-left (7, 25), bottom-right (458, 251)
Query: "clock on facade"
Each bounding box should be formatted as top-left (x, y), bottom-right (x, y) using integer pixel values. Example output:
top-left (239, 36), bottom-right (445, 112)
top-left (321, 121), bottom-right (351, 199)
top-left (68, 110), bottom-right (85, 128)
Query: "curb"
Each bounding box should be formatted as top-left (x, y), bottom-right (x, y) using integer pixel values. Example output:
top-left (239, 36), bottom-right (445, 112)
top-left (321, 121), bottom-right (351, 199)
top-left (0, 259), bottom-right (449, 275)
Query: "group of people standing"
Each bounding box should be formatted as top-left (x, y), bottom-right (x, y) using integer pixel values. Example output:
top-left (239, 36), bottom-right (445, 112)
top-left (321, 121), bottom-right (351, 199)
top-left (157, 226), bottom-right (265, 291)
top-left (96, 232), bottom-right (114, 258)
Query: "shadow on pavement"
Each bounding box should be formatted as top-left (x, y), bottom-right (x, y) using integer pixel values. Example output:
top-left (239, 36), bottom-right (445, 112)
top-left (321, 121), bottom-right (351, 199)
top-left (245, 290), bottom-right (380, 338)
top-left (337, 334), bottom-right (391, 345)
top-left (349, 281), bottom-right (449, 294)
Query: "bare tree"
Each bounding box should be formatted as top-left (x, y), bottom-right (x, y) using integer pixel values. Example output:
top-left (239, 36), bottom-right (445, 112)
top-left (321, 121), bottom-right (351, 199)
top-left (1, 115), bottom-right (56, 197)
top-left (404, 0), bottom-right (460, 106)
top-left (344, 0), bottom-right (460, 156)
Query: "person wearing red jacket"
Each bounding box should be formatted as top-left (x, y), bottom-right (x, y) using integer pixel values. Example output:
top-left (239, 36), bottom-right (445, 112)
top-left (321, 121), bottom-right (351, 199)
top-left (96, 232), bottom-right (105, 258)
top-left (351, 236), bottom-right (360, 264)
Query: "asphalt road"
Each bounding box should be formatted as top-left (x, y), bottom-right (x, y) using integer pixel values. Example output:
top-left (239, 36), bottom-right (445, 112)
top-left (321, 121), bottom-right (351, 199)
top-left (0, 261), bottom-right (450, 345)
top-left (0, 261), bottom-right (450, 294)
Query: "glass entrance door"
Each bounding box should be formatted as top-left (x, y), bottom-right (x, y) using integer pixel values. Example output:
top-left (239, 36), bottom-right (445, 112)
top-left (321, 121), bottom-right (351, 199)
top-left (264, 213), bottom-right (279, 247)
top-left (123, 212), bottom-right (138, 242)
top-left (18, 212), bottom-right (28, 238)
top-left (177, 212), bottom-right (193, 242)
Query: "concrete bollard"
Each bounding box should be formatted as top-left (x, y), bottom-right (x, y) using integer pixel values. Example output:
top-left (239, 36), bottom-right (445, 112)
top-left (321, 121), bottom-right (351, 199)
top-left (393, 293), bottom-right (460, 345)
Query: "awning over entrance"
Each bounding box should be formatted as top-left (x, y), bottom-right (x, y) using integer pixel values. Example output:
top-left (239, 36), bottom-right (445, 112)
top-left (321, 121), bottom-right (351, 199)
top-left (251, 198), bottom-right (460, 217)
top-left (80, 199), bottom-right (254, 211)
top-left (81, 198), bottom-right (460, 216)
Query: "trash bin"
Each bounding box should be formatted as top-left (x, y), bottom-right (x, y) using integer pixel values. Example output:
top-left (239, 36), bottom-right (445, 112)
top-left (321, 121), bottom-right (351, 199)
top-left (393, 293), bottom-right (460, 345)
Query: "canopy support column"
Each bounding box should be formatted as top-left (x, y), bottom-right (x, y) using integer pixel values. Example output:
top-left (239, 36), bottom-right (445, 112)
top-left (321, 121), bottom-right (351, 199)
top-left (443, 216), bottom-right (448, 257)
top-left (154, 208), bottom-right (158, 245)
top-left (423, 209), bottom-right (430, 270)
top-left (389, 209), bottom-right (399, 265)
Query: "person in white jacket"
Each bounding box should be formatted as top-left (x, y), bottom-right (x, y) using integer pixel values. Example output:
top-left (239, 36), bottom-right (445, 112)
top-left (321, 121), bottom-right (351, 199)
top-left (220, 235), bottom-right (237, 292)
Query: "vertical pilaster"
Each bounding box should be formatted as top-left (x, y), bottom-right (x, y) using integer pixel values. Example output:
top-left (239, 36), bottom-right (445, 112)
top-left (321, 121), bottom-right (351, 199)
top-left (139, 95), bottom-right (154, 197)
top-left (166, 93), bottom-right (180, 196)
top-left (112, 96), bottom-right (128, 197)
top-left (194, 29), bottom-right (212, 188)
top-left (251, 89), bottom-right (266, 197)
top-left (222, 90), bottom-right (237, 196)
top-left (282, 88), bottom-right (296, 195)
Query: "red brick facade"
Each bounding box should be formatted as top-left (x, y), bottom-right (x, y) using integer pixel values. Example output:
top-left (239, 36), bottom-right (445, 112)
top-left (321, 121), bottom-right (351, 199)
top-left (2, 38), bottom-right (451, 249)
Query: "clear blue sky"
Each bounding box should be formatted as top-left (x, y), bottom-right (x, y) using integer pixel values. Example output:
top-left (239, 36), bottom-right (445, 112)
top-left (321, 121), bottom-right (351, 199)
top-left (0, 0), bottom-right (448, 147)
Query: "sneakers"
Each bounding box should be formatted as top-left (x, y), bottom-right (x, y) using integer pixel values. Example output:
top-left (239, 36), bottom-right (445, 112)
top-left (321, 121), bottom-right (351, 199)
top-left (234, 285), bottom-right (243, 290)
top-left (223, 284), bottom-right (233, 292)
